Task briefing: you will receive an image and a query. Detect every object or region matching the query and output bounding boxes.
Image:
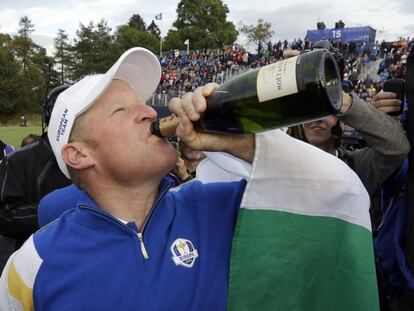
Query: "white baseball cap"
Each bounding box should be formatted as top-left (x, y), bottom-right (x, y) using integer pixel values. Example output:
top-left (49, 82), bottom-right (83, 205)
top-left (48, 47), bottom-right (161, 179)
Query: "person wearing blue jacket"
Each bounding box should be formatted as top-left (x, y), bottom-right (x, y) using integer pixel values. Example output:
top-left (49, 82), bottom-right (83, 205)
top-left (0, 47), bottom-right (374, 310)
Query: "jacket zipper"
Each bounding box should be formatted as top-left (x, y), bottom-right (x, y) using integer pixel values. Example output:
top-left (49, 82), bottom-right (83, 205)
top-left (136, 181), bottom-right (172, 259)
top-left (79, 180), bottom-right (173, 261)
top-left (137, 232), bottom-right (149, 259)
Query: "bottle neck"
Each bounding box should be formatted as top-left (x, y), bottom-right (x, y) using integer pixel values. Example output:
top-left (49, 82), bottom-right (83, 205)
top-left (151, 115), bottom-right (181, 138)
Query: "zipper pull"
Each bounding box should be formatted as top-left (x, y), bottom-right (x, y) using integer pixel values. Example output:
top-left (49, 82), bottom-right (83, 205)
top-left (137, 232), bottom-right (149, 260)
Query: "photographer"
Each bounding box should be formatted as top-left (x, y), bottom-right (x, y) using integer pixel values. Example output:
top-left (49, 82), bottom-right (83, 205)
top-left (300, 91), bottom-right (409, 195)
top-left (291, 41), bottom-right (410, 196)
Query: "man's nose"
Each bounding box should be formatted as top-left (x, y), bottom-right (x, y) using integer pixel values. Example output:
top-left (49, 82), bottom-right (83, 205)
top-left (134, 105), bottom-right (157, 123)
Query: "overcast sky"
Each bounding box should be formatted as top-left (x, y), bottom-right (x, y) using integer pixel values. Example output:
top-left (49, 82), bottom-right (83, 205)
top-left (1, 0), bottom-right (413, 54)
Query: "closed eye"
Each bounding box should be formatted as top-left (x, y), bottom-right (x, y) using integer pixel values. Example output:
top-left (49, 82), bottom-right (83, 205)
top-left (111, 107), bottom-right (127, 115)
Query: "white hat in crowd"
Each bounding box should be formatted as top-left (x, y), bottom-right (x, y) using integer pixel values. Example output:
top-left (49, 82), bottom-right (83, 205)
top-left (48, 47), bottom-right (161, 179)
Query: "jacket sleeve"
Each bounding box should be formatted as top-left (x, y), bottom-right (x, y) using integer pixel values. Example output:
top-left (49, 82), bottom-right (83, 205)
top-left (0, 236), bottom-right (40, 311)
top-left (339, 94), bottom-right (410, 195)
top-left (0, 157), bottom-right (39, 240)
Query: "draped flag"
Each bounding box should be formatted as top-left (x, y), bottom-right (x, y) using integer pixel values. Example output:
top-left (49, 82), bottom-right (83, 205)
top-left (227, 130), bottom-right (379, 311)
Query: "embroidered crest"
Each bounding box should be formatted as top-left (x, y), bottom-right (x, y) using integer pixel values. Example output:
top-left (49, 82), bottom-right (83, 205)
top-left (170, 238), bottom-right (199, 268)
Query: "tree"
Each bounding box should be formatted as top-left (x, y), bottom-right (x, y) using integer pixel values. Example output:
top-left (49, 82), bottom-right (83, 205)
top-left (54, 29), bottom-right (73, 85)
top-left (71, 20), bottom-right (117, 80)
top-left (128, 14), bottom-right (146, 32)
top-left (31, 46), bottom-right (59, 96)
top-left (239, 19), bottom-right (274, 47)
top-left (18, 16), bottom-right (35, 38)
top-left (13, 17), bottom-right (46, 112)
top-left (164, 0), bottom-right (238, 50)
top-left (163, 30), bottom-right (182, 51)
top-left (147, 20), bottom-right (161, 39)
top-left (0, 41), bottom-right (20, 114)
top-left (17, 61), bottom-right (46, 113)
top-left (14, 16), bottom-right (36, 71)
top-left (115, 25), bottom-right (159, 55)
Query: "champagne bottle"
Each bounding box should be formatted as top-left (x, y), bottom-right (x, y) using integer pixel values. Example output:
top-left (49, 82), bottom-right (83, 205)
top-left (150, 49), bottom-right (342, 138)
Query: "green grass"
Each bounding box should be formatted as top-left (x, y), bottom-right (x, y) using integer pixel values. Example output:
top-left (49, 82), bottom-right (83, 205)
top-left (0, 113), bottom-right (43, 149)
top-left (0, 126), bottom-right (43, 150)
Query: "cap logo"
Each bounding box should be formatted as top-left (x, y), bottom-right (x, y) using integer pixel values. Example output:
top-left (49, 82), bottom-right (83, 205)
top-left (56, 108), bottom-right (69, 142)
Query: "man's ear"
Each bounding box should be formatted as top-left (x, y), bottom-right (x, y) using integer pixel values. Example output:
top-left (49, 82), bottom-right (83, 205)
top-left (61, 142), bottom-right (94, 172)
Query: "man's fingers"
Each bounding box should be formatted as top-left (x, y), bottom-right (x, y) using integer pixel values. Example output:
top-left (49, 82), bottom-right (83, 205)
top-left (375, 106), bottom-right (401, 114)
top-left (180, 92), bottom-right (200, 121)
top-left (372, 99), bottom-right (402, 108)
top-left (169, 97), bottom-right (186, 117)
top-left (169, 85), bottom-right (219, 122)
top-left (192, 83), bottom-right (219, 113)
top-left (201, 83), bottom-right (220, 98)
top-left (283, 50), bottom-right (301, 59)
top-left (176, 115), bottom-right (193, 136)
top-left (176, 115), bottom-right (202, 149)
top-left (374, 91), bottom-right (397, 100)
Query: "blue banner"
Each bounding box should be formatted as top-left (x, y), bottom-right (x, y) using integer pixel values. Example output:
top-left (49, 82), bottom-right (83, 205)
top-left (305, 26), bottom-right (376, 46)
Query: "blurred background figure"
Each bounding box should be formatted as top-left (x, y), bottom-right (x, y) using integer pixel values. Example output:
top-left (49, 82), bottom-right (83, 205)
top-left (20, 133), bottom-right (41, 148)
top-left (19, 116), bottom-right (27, 127)
top-left (0, 85), bottom-right (72, 271)
top-left (0, 140), bottom-right (15, 163)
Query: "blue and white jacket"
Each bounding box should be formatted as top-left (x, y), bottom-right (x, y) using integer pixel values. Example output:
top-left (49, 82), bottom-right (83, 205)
top-left (1, 178), bottom-right (245, 310)
top-left (0, 130), bottom-right (372, 310)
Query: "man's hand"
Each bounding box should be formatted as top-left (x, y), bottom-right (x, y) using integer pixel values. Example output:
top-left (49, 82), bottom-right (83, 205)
top-left (172, 156), bottom-right (191, 181)
top-left (168, 83), bottom-right (255, 163)
top-left (341, 92), bottom-right (353, 114)
top-left (371, 91), bottom-right (402, 115)
top-left (283, 50), bottom-right (301, 59)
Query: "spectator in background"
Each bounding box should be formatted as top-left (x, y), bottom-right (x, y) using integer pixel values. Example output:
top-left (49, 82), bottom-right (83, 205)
top-left (292, 91), bottom-right (409, 196)
top-left (0, 140), bottom-right (15, 163)
top-left (402, 45), bottom-right (414, 310)
top-left (19, 116), bottom-right (27, 127)
top-left (368, 90), bottom-right (412, 311)
top-left (21, 133), bottom-right (41, 148)
top-left (380, 68), bottom-right (391, 82)
top-left (0, 85), bottom-right (72, 271)
top-left (364, 74), bottom-right (374, 88)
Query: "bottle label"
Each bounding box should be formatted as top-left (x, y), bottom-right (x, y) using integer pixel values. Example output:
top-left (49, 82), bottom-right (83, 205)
top-left (257, 55), bottom-right (299, 102)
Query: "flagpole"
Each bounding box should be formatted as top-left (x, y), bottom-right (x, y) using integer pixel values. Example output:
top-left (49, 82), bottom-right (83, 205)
top-left (160, 37), bottom-right (163, 58)
top-left (184, 39), bottom-right (190, 55)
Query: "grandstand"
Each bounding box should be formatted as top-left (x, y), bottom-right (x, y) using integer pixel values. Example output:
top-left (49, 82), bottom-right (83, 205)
top-left (148, 36), bottom-right (412, 106)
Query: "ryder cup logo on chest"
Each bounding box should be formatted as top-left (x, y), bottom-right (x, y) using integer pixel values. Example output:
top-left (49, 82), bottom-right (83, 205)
top-left (170, 238), bottom-right (199, 268)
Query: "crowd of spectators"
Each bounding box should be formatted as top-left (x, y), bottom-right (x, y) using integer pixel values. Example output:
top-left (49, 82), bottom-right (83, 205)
top-left (156, 46), bottom-right (249, 97)
top-left (344, 38), bottom-right (413, 103)
top-left (154, 37), bottom-right (414, 107)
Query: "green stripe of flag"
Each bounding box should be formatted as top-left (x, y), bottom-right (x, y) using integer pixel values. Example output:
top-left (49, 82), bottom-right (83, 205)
top-left (228, 208), bottom-right (379, 311)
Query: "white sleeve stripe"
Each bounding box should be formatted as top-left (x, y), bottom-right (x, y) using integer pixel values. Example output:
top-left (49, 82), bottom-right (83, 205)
top-left (12, 236), bottom-right (43, 289)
